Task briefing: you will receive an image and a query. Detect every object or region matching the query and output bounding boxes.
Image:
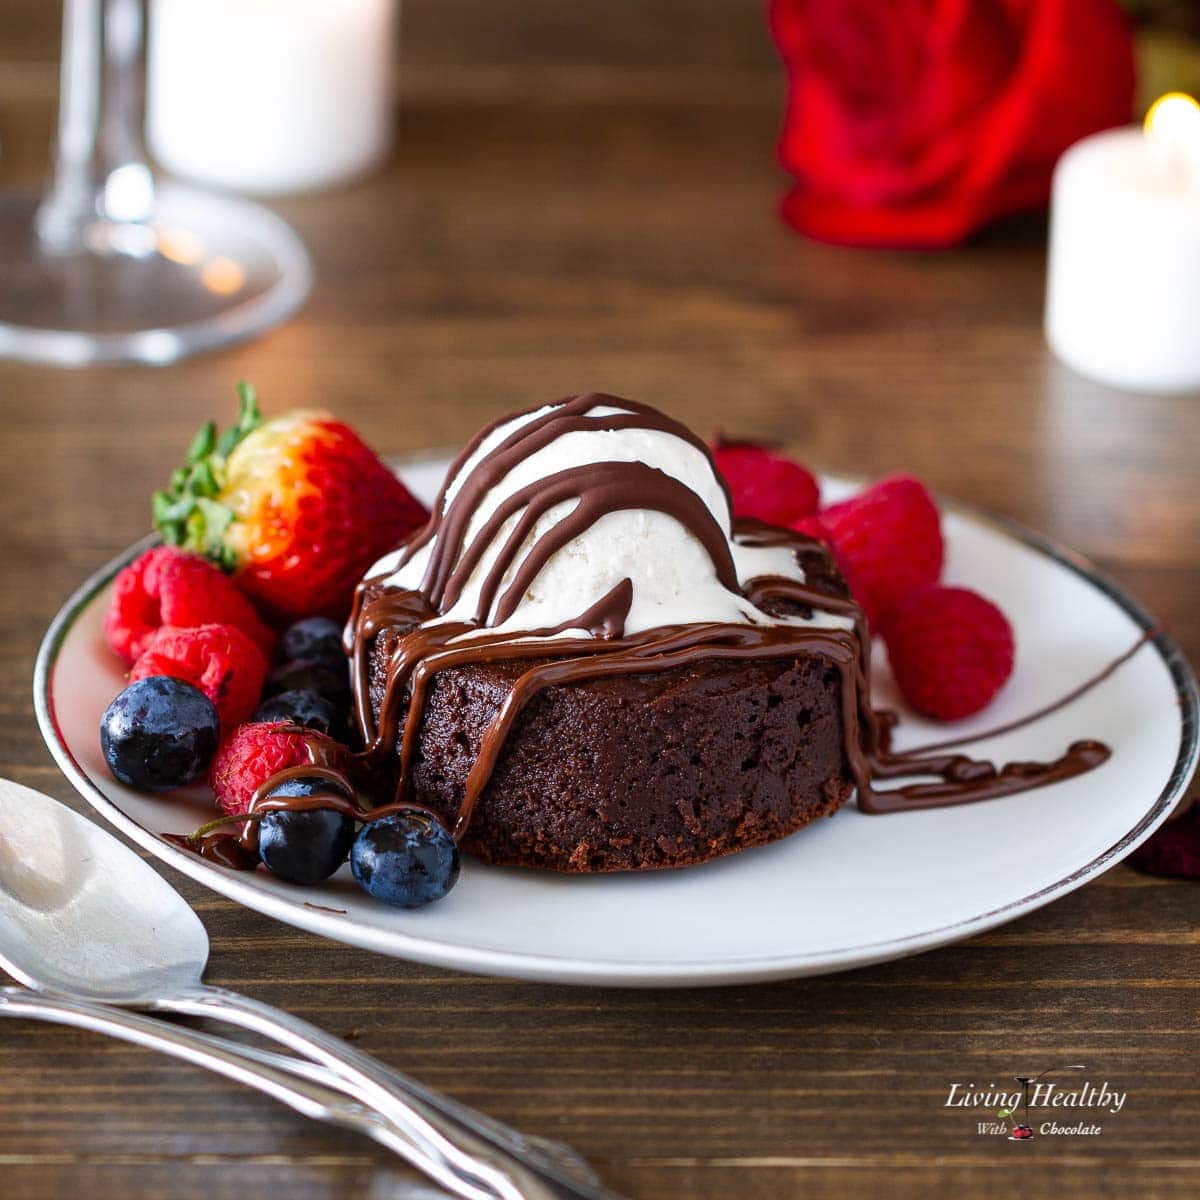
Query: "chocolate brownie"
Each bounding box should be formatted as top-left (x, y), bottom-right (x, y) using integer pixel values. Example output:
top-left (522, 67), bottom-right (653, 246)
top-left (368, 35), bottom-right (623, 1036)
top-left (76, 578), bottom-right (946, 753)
top-left (361, 542), bottom-right (857, 872)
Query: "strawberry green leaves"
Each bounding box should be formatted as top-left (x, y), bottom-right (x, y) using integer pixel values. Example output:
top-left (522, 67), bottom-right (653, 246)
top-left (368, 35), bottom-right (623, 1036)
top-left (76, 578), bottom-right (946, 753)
top-left (217, 382), bottom-right (262, 456)
top-left (152, 382), bottom-right (263, 572)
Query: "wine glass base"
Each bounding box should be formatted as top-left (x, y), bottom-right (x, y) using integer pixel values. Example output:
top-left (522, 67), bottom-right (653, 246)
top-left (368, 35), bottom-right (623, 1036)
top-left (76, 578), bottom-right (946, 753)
top-left (0, 183), bottom-right (311, 367)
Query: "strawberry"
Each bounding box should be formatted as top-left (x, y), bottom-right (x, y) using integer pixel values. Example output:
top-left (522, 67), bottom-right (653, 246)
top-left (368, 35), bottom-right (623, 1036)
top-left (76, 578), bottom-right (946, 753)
top-left (153, 384), bottom-right (428, 621)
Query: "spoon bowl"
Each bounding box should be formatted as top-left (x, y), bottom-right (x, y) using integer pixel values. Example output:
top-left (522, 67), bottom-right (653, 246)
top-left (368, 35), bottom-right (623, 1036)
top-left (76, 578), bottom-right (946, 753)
top-left (0, 779), bottom-right (209, 1002)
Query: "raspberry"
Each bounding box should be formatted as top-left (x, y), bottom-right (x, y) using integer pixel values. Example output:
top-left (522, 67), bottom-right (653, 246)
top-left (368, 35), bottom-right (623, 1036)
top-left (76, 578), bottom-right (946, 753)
top-left (210, 721), bottom-right (335, 816)
top-left (105, 546), bottom-right (275, 665)
top-left (711, 439), bottom-right (820, 527)
top-left (881, 585), bottom-right (1015, 721)
top-left (791, 514), bottom-right (829, 544)
top-left (818, 475), bottom-right (943, 628)
top-left (1129, 805), bottom-right (1200, 880)
top-left (130, 623), bottom-right (268, 732)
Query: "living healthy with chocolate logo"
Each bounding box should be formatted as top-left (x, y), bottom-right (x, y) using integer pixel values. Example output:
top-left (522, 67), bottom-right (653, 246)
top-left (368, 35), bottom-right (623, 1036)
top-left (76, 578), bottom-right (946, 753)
top-left (945, 1065), bottom-right (1128, 1141)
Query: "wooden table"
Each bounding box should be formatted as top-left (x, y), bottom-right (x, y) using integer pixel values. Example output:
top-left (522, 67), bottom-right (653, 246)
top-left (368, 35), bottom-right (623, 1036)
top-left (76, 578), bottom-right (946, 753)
top-left (2, 5), bottom-right (1199, 1197)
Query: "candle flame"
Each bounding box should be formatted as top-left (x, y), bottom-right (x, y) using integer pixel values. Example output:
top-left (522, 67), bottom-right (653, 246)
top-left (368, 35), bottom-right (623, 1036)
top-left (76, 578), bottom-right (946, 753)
top-left (1145, 92), bottom-right (1200, 146)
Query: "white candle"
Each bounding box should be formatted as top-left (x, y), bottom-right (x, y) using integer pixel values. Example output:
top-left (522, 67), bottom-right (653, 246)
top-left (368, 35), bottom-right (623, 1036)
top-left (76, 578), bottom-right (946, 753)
top-left (1045, 93), bottom-right (1200, 395)
top-left (147, 0), bottom-right (397, 195)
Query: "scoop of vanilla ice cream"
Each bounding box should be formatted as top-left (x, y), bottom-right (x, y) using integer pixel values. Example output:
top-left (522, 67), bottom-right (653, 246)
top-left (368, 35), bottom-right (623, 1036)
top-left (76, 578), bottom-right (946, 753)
top-left (369, 400), bottom-right (849, 636)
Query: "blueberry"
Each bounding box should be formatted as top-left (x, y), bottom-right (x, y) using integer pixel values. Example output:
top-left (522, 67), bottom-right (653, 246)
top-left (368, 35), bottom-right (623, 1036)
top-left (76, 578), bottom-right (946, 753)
top-left (257, 776), bottom-right (356, 885)
top-left (100, 676), bottom-right (219, 791)
top-left (253, 688), bottom-right (340, 736)
top-left (278, 617), bottom-right (346, 671)
top-left (351, 810), bottom-right (460, 908)
top-left (264, 658), bottom-right (350, 709)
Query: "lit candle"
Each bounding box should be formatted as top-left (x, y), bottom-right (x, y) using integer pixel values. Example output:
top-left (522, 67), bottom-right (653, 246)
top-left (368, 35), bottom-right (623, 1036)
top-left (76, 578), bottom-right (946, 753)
top-left (1045, 93), bottom-right (1200, 394)
top-left (146, 0), bottom-right (397, 196)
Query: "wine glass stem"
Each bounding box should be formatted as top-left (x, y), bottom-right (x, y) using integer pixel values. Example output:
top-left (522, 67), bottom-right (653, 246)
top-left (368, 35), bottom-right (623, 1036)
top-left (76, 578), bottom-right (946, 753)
top-left (37, 0), bottom-right (156, 252)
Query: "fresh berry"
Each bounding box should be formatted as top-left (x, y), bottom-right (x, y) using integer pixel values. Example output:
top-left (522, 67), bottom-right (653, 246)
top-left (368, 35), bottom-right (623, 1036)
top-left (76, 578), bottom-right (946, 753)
top-left (130, 623), bottom-right (268, 732)
top-left (791, 514), bottom-right (828, 544)
top-left (100, 677), bottom-right (220, 791)
top-left (153, 383), bottom-right (428, 621)
top-left (264, 658), bottom-right (351, 709)
top-left (1130, 804), bottom-right (1200, 880)
top-left (104, 545), bottom-right (275, 665)
top-left (881, 585), bottom-right (1015, 721)
top-left (817, 475), bottom-right (944, 628)
top-left (278, 617), bottom-right (346, 671)
top-left (351, 811), bottom-right (460, 908)
top-left (210, 721), bottom-right (341, 816)
top-left (253, 689), bottom-right (341, 737)
top-left (710, 438), bottom-right (820, 527)
top-left (257, 776), bottom-right (356, 885)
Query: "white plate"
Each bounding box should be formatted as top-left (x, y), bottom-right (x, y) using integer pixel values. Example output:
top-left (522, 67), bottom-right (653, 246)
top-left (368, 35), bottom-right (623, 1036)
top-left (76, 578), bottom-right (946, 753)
top-left (34, 460), bottom-right (1199, 987)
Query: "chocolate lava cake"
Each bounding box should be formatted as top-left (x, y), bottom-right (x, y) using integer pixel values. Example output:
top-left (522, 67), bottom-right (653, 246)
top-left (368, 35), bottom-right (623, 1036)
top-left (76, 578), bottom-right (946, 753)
top-left (357, 530), bottom-right (858, 873)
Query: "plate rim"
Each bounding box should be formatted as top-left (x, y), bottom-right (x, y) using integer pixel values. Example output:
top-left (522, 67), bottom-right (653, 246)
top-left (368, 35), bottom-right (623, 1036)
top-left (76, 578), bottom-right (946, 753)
top-left (32, 474), bottom-right (1200, 986)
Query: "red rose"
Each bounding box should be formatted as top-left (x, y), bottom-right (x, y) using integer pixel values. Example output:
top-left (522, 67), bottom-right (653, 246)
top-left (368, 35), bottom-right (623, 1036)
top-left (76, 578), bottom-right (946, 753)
top-left (769, 0), bottom-right (1136, 248)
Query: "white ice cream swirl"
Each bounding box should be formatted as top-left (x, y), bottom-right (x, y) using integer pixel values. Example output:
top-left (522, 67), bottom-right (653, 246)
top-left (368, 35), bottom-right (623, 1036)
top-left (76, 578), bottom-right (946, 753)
top-left (367, 396), bottom-right (851, 639)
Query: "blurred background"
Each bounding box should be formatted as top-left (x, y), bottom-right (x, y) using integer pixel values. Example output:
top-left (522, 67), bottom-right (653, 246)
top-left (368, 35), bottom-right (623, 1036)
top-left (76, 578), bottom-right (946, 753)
top-left (0, 0), bottom-right (1195, 593)
top-left (0, 0), bottom-right (1194, 636)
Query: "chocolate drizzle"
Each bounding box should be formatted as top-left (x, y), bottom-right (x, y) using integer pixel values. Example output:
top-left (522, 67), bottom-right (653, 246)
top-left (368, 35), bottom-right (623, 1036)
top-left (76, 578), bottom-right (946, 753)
top-left (172, 394), bottom-right (1125, 873)
top-left (170, 726), bottom-right (443, 869)
top-left (439, 462), bottom-right (740, 622)
top-left (899, 631), bottom-right (1153, 757)
top-left (400, 394), bottom-right (732, 612)
top-left (856, 741), bottom-right (1110, 813)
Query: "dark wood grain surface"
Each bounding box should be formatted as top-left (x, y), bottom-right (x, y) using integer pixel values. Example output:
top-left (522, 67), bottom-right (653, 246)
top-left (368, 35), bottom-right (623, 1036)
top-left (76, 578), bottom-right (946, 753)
top-left (2, 4), bottom-right (1199, 1198)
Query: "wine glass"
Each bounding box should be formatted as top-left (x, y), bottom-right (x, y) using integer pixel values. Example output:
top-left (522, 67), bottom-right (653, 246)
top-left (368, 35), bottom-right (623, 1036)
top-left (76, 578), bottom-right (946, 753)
top-left (0, 0), bottom-right (312, 367)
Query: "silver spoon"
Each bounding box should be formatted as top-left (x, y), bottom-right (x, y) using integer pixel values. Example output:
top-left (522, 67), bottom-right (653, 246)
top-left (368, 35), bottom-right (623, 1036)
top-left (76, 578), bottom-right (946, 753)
top-left (0, 779), bottom-right (616, 1200)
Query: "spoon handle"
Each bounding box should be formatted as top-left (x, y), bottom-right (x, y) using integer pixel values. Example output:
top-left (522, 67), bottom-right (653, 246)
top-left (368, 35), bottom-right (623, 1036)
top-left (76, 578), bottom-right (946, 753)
top-left (0, 988), bottom-right (498, 1199)
top-left (162, 985), bottom-right (611, 1200)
